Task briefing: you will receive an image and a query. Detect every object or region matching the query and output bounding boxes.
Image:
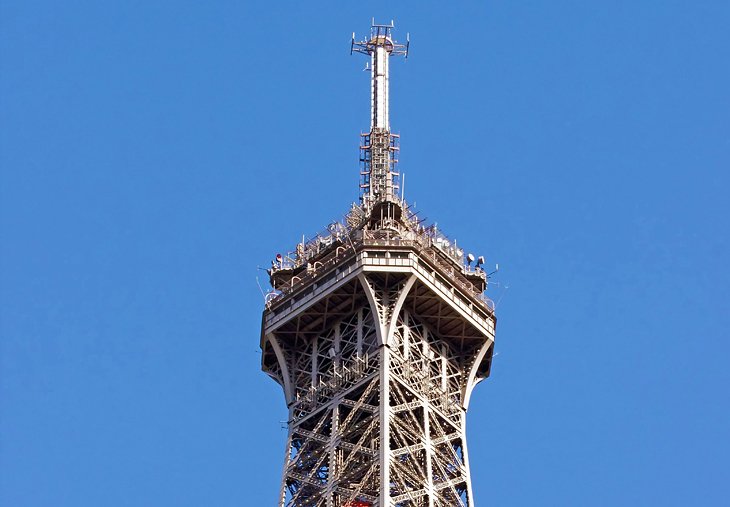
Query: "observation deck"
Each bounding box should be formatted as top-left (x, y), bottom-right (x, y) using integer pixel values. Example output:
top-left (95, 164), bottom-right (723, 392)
top-left (264, 212), bottom-right (495, 333)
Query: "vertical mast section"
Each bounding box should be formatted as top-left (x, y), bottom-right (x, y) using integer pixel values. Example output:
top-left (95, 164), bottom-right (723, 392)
top-left (352, 22), bottom-right (409, 214)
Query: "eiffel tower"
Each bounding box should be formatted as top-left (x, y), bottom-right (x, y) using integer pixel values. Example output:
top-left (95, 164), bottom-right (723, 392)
top-left (261, 21), bottom-right (496, 507)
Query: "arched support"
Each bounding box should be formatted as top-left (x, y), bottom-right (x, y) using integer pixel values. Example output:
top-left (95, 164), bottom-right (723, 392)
top-left (357, 273), bottom-right (386, 346)
top-left (384, 274), bottom-right (417, 346)
top-left (463, 340), bottom-right (494, 410)
top-left (264, 333), bottom-right (295, 405)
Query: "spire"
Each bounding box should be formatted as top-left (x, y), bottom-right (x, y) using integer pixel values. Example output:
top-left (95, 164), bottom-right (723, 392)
top-left (352, 22), bottom-right (409, 212)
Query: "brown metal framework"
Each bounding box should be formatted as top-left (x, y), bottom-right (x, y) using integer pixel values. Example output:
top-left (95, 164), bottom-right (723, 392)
top-left (261, 21), bottom-right (496, 507)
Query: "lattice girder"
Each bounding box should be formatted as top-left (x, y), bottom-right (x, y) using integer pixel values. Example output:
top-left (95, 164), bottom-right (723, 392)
top-left (262, 262), bottom-right (495, 506)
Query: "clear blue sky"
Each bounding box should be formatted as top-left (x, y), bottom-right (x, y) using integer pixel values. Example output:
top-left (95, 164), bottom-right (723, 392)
top-left (2, 1), bottom-right (729, 506)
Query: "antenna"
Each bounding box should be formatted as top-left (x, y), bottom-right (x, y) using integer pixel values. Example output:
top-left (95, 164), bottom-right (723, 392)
top-left (255, 276), bottom-right (266, 300)
top-left (352, 21), bottom-right (408, 211)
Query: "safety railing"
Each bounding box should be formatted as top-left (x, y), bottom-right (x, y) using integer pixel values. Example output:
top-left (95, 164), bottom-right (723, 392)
top-left (266, 231), bottom-right (494, 318)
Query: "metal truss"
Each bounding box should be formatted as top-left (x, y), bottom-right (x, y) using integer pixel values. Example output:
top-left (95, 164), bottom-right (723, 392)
top-left (263, 270), bottom-right (494, 506)
top-left (359, 129), bottom-right (400, 210)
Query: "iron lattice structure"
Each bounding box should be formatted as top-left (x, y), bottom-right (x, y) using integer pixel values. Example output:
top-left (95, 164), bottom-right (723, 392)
top-left (261, 22), bottom-right (496, 507)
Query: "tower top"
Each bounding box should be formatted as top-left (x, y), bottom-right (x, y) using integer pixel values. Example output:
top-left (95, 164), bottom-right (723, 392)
top-left (350, 20), bottom-right (409, 57)
top-left (262, 26), bottom-right (495, 504)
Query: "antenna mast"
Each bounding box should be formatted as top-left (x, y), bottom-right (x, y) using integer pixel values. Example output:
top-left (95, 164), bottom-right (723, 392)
top-left (352, 21), bottom-right (409, 216)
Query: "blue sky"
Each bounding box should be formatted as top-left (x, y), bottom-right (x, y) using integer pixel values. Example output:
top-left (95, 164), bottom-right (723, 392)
top-left (1, 1), bottom-right (729, 506)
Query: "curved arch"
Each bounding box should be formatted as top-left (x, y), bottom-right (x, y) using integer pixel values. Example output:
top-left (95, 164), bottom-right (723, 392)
top-left (264, 332), bottom-right (294, 405)
top-left (357, 273), bottom-right (385, 347)
top-left (384, 274), bottom-right (418, 347)
top-left (463, 340), bottom-right (494, 409)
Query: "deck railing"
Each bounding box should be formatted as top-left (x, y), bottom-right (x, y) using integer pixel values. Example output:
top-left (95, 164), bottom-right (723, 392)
top-left (267, 226), bottom-right (494, 316)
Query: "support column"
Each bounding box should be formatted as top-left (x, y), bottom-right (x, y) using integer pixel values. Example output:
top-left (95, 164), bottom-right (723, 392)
top-left (327, 403), bottom-right (340, 507)
top-left (378, 344), bottom-right (391, 507)
top-left (424, 403), bottom-right (435, 507)
top-left (279, 409), bottom-right (294, 507)
top-left (312, 337), bottom-right (319, 387)
top-left (461, 411), bottom-right (475, 507)
top-left (357, 308), bottom-right (363, 357)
